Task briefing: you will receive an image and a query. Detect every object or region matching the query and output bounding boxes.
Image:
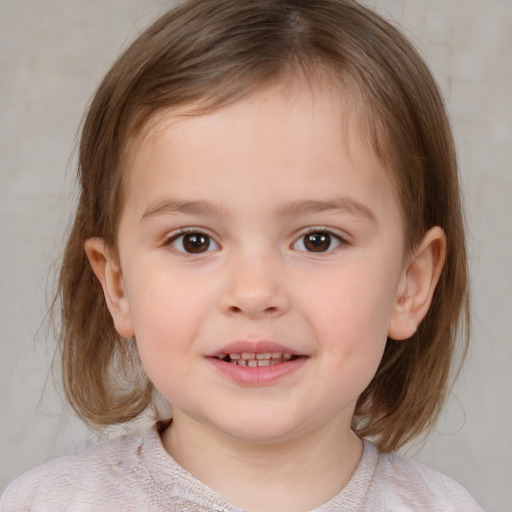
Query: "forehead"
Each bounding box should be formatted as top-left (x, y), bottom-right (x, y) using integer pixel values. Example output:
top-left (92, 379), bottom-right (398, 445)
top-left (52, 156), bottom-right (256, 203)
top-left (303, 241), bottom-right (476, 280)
top-left (129, 71), bottom-right (378, 158)
top-left (120, 80), bottom-right (399, 223)
top-left (123, 80), bottom-right (366, 171)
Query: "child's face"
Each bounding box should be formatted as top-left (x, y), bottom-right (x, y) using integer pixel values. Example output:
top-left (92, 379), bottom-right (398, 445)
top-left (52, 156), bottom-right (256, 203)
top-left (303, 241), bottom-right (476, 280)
top-left (101, 82), bottom-right (412, 443)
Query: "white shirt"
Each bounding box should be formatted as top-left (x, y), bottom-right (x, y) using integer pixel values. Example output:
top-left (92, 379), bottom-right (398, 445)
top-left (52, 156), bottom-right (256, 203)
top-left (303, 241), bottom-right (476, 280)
top-left (1, 423), bottom-right (484, 511)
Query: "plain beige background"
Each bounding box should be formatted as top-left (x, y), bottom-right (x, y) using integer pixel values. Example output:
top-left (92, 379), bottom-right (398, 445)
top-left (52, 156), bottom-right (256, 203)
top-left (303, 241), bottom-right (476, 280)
top-left (1, 1), bottom-right (510, 510)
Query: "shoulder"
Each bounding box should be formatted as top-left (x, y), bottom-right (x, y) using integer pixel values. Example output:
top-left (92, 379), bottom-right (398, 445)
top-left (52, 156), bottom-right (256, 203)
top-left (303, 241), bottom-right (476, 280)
top-left (364, 441), bottom-right (484, 512)
top-left (0, 429), bottom-right (150, 512)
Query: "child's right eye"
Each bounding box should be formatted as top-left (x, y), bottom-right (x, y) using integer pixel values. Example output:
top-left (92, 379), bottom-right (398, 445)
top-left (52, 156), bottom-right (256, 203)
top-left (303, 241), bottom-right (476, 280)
top-left (167, 231), bottom-right (219, 254)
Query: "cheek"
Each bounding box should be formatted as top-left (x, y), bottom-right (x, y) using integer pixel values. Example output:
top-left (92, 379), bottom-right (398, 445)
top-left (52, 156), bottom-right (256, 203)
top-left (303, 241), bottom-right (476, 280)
top-left (309, 269), bottom-right (398, 335)
top-left (301, 257), bottom-right (401, 371)
top-left (313, 287), bottom-right (391, 400)
top-left (125, 258), bottom-right (198, 326)
top-left (132, 296), bottom-right (201, 403)
top-left (122, 267), bottom-right (204, 372)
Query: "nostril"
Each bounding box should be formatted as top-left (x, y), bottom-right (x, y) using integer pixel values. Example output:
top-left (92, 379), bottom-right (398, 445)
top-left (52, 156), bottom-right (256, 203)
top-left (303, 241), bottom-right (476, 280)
top-left (226, 305), bottom-right (281, 317)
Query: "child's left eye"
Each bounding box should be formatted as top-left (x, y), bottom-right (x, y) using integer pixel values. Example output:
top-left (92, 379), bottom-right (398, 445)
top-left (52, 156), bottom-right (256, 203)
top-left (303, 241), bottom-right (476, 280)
top-left (293, 231), bottom-right (344, 253)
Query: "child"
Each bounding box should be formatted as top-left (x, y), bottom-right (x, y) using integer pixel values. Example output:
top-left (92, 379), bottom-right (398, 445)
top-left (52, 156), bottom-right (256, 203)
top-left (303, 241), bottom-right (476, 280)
top-left (1, 0), bottom-right (483, 510)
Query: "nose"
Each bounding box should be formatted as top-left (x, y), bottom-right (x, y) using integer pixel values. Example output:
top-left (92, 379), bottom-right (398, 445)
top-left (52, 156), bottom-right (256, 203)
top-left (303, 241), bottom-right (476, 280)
top-left (219, 253), bottom-right (290, 319)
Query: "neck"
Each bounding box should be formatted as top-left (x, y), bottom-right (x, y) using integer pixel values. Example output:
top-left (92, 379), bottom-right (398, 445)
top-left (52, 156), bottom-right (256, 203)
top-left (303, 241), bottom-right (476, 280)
top-left (162, 413), bottom-right (363, 512)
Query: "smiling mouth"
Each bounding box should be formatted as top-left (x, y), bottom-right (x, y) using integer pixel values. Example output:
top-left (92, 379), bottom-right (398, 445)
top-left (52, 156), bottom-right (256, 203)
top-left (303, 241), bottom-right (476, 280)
top-left (215, 352), bottom-right (298, 367)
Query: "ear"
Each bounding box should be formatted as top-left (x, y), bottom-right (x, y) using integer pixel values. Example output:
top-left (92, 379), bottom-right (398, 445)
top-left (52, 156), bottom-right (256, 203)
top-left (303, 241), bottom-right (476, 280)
top-left (388, 226), bottom-right (446, 340)
top-left (84, 237), bottom-right (135, 339)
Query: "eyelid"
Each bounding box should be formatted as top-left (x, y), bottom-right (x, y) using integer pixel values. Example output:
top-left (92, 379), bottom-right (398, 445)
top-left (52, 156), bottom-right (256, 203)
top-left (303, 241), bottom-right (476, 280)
top-left (164, 227), bottom-right (221, 254)
top-left (291, 227), bottom-right (348, 253)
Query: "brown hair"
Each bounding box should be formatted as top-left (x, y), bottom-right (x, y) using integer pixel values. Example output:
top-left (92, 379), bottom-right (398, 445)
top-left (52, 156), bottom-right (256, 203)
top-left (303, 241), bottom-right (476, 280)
top-left (57, 0), bottom-right (469, 452)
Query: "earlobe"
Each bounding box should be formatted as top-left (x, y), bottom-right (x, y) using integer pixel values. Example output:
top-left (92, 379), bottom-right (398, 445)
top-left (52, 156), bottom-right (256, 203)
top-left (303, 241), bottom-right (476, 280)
top-left (388, 226), bottom-right (446, 340)
top-left (84, 238), bottom-right (135, 339)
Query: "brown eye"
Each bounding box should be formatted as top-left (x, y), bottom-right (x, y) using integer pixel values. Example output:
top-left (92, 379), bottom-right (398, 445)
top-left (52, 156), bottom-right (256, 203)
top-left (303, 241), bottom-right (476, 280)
top-left (170, 232), bottom-right (217, 254)
top-left (293, 231), bottom-right (342, 253)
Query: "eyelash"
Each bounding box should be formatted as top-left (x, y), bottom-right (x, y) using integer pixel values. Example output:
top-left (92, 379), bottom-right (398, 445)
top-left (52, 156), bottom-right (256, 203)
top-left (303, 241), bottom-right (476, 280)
top-left (164, 228), bottom-right (347, 255)
top-left (292, 229), bottom-right (346, 254)
top-left (165, 229), bottom-right (220, 255)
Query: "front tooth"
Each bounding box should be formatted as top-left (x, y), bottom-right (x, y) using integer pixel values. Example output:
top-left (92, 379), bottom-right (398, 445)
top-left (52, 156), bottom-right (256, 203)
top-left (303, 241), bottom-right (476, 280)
top-left (256, 352), bottom-right (271, 360)
top-left (229, 353), bottom-right (241, 360)
top-left (237, 359), bottom-right (247, 366)
top-left (242, 352), bottom-right (256, 360)
top-left (257, 359), bottom-right (270, 367)
top-left (247, 360), bottom-right (258, 367)
top-left (271, 352), bottom-right (282, 359)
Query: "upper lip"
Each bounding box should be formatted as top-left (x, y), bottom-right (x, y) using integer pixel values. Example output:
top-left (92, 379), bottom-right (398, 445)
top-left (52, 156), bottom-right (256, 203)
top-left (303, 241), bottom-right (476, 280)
top-left (207, 340), bottom-right (301, 358)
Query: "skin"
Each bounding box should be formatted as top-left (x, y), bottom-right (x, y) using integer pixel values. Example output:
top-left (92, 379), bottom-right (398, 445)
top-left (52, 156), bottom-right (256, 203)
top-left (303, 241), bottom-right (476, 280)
top-left (86, 80), bottom-right (445, 512)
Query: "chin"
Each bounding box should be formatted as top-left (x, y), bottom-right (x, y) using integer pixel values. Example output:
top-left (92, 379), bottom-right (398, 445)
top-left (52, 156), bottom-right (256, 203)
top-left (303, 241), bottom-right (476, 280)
top-left (215, 415), bottom-right (307, 446)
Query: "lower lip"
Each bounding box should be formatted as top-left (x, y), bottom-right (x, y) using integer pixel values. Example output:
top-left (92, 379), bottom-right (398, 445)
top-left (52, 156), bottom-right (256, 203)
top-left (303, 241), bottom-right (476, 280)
top-left (208, 356), bottom-right (307, 385)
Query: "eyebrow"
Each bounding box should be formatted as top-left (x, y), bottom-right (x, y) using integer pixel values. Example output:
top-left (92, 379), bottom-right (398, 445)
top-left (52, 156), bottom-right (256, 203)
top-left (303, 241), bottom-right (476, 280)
top-left (141, 197), bottom-right (376, 223)
top-left (277, 198), bottom-right (377, 223)
top-left (141, 199), bottom-right (224, 221)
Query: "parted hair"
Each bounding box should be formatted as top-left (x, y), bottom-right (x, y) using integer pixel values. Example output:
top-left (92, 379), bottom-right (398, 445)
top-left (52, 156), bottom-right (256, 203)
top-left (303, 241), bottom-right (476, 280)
top-left (57, 0), bottom-right (469, 452)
